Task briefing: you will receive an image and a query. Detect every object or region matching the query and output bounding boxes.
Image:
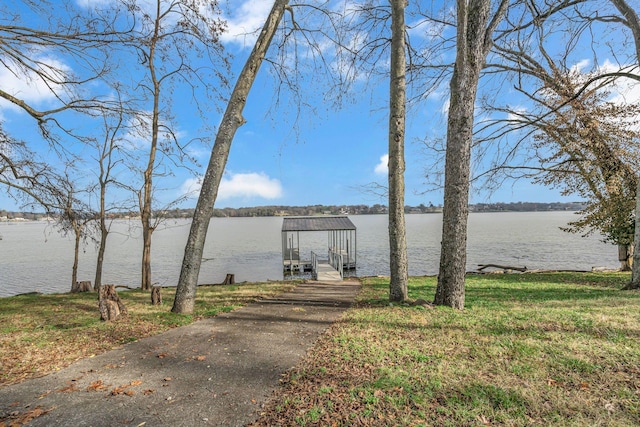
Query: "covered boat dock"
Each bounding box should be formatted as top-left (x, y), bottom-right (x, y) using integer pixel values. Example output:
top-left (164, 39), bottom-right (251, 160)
top-left (282, 216), bottom-right (357, 280)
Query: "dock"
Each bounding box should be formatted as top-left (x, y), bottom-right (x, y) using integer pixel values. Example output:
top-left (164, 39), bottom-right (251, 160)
top-left (281, 216), bottom-right (357, 281)
top-left (314, 260), bottom-right (343, 281)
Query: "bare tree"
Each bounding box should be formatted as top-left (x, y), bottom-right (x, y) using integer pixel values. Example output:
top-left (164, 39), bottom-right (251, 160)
top-left (475, 0), bottom-right (640, 276)
top-left (434, 0), bottom-right (509, 310)
top-left (0, 1), bottom-right (132, 208)
top-left (91, 103), bottom-right (130, 290)
top-left (0, 131), bottom-right (64, 208)
top-left (388, 0), bottom-right (408, 302)
top-left (123, 0), bottom-right (227, 290)
top-left (172, 0), bottom-right (289, 314)
top-left (56, 173), bottom-right (96, 289)
top-left (483, 40), bottom-right (640, 270)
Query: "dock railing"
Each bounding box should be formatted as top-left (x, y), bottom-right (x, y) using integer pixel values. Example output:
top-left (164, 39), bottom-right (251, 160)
top-left (328, 250), bottom-right (344, 280)
top-left (311, 251), bottom-right (318, 280)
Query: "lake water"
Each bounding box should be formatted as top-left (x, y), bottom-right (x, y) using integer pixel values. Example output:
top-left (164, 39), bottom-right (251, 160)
top-left (0, 212), bottom-right (620, 297)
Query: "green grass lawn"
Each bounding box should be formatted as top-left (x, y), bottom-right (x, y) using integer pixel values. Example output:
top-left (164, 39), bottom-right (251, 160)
top-left (252, 272), bottom-right (640, 426)
top-left (0, 281), bottom-right (297, 387)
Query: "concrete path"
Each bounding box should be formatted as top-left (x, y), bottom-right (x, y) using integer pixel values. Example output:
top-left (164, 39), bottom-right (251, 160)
top-left (0, 281), bottom-right (360, 427)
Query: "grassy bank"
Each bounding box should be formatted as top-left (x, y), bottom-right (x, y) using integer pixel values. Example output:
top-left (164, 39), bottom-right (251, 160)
top-left (252, 273), bottom-right (640, 426)
top-left (0, 282), bottom-right (297, 387)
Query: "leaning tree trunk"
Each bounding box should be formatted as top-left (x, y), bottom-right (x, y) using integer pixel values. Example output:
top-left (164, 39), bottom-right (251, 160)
top-left (172, 0), bottom-right (289, 314)
top-left (434, 0), bottom-right (507, 309)
top-left (388, 0), bottom-right (408, 302)
top-left (94, 221), bottom-right (108, 290)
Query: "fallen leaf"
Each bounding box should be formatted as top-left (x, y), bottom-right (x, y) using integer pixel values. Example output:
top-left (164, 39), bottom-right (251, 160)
top-left (157, 353), bottom-right (169, 359)
top-left (2, 406), bottom-right (50, 425)
top-left (110, 386), bottom-right (128, 395)
top-left (194, 355), bottom-right (206, 361)
top-left (87, 380), bottom-right (108, 392)
top-left (130, 380), bottom-right (143, 386)
top-left (143, 389), bottom-right (154, 395)
top-left (58, 383), bottom-right (78, 393)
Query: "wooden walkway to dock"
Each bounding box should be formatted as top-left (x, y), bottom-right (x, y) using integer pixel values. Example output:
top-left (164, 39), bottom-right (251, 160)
top-left (315, 261), bottom-right (343, 282)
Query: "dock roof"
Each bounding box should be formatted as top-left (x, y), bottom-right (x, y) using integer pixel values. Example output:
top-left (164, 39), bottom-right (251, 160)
top-left (281, 216), bottom-right (356, 232)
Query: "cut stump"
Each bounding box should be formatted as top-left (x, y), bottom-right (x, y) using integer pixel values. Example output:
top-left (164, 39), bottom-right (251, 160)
top-left (71, 280), bottom-right (92, 293)
top-left (151, 286), bottom-right (162, 305)
top-left (98, 285), bottom-right (127, 321)
top-left (220, 274), bottom-right (235, 286)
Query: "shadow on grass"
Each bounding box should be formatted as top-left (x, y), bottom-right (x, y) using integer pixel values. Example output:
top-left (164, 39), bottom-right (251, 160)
top-left (360, 272), bottom-right (636, 308)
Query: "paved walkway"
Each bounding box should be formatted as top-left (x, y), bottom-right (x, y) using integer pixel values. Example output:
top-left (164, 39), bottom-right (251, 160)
top-left (0, 281), bottom-right (361, 427)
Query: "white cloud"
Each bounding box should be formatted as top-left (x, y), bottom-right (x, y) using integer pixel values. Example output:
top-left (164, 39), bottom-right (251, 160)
top-left (0, 55), bottom-right (71, 112)
top-left (220, 1), bottom-right (273, 46)
top-left (571, 58), bottom-right (591, 74)
top-left (182, 172), bottom-right (283, 200)
top-left (597, 59), bottom-right (640, 106)
top-left (506, 106), bottom-right (528, 125)
top-left (374, 154), bottom-right (388, 175)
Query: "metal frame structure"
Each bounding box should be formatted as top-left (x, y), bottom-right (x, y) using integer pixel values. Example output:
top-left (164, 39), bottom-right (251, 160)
top-left (281, 216), bottom-right (357, 276)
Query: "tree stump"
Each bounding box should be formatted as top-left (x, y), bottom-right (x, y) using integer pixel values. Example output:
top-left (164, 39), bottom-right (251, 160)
top-left (71, 280), bottom-right (92, 293)
top-left (221, 274), bottom-right (235, 285)
top-left (98, 285), bottom-right (127, 321)
top-left (151, 286), bottom-right (162, 305)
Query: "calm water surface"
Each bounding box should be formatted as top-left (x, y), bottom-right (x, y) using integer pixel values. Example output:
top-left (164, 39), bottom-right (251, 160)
top-left (0, 212), bottom-right (619, 297)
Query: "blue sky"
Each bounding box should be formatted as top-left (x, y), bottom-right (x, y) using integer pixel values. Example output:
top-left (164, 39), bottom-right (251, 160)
top-left (1, 0), bottom-right (637, 212)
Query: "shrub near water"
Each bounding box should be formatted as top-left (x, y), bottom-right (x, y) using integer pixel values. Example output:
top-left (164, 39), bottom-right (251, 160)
top-left (253, 273), bottom-right (640, 426)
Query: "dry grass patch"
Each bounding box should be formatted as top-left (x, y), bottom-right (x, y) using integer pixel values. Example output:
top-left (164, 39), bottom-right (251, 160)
top-left (0, 281), bottom-right (297, 387)
top-left (252, 272), bottom-right (640, 426)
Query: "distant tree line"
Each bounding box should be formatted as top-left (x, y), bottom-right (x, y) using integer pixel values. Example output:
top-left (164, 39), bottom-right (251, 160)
top-left (0, 201), bottom-right (586, 220)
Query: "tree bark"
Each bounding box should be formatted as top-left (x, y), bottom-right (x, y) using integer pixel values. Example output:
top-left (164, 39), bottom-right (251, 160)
top-left (610, 0), bottom-right (640, 289)
top-left (630, 178), bottom-right (640, 288)
top-left (94, 219), bottom-right (108, 290)
top-left (71, 280), bottom-right (92, 293)
top-left (72, 226), bottom-right (81, 290)
top-left (172, 0), bottom-right (289, 314)
top-left (151, 285), bottom-right (162, 305)
top-left (618, 244), bottom-right (633, 271)
top-left (388, 0), bottom-right (408, 302)
top-left (434, 0), bottom-right (508, 309)
top-left (220, 273), bottom-right (235, 286)
top-left (98, 285), bottom-right (127, 321)
top-left (139, 0), bottom-right (163, 291)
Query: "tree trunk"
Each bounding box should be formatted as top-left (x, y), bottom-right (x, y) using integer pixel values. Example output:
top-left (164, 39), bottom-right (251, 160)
top-left (610, 0), bottom-right (640, 290)
top-left (139, 0), bottom-right (162, 292)
top-left (141, 223), bottom-right (153, 290)
top-left (172, 0), bottom-right (289, 314)
top-left (94, 221), bottom-right (108, 290)
top-left (434, 0), bottom-right (507, 309)
top-left (388, 0), bottom-right (408, 302)
top-left (72, 227), bottom-right (81, 290)
top-left (630, 177), bottom-right (640, 288)
top-left (618, 244), bottom-right (633, 271)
